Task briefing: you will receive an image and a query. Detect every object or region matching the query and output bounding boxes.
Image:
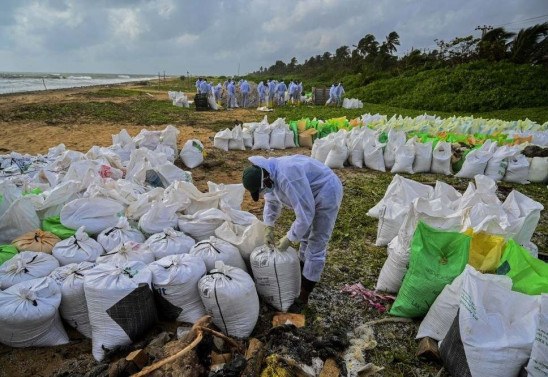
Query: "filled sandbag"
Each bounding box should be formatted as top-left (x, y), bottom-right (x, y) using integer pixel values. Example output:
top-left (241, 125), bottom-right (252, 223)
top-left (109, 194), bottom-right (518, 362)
top-left (430, 141), bottom-right (452, 175)
top-left (42, 216), bottom-right (77, 240)
top-left (179, 139), bottom-right (205, 168)
top-left (439, 266), bottom-right (540, 377)
top-left (502, 190), bottom-right (544, 245)
top-left (347, 135), bottom-right (364, 168)
top-left (324, 139), bottom-right (348, 169)
top-left (527, 294), bottom-right (548, 377)
top-left (50, 262), bottom-right (95, 338)
top-left (390, 222), bottom-right (470, 318)
top-left (145, 228), bottom-right (195, 260)
top-left (269, 122), bottom-right (287, 150)
top-left (149, 254), bottom-right (207, 323)
top-left (0, 251), bottom-right (59, 289)
top-left (311, 138), bottom-right (333, 164)
top-left (207, 182), bottom-right (245, 210)
top-left (0, 197), bottom-right (41, 245)
top-left (138, 202), bottom-right (179, 235)
top-left (12, 230), bottom-right (60, 254)
top-left (0, 277), bottom-right (69, 347)
top-left (383, 129), bottom-right (406, 170)
top-left (250, 245), bottom-right (301, 312)
top-left (503, 153), bottom-right (530, 184)
top-left (484, 145), bottom-right (514, 181)
top-left (189, 236), bottom-right (247, 272)
top-left (228, 125), bottom-right (246, 151)
top-left (60, 198), bottom-right (124, 235)
top-left (215, 220), bottom-right (266, 262)
top-left (97, 217), bottom-right (145, 252)
top-left (455, 148), bottom-right (491, 178)
top-left (528, 157), bottom-right (548, 183)
top-left (95, 241), bottom-right (155, 265)
top-left (52, 227), bottom-right (103, 266)
top-left (363, 142), bottom-right (386, 172)
top-left (252, 123), bottom-right (271, 150)
top-left (198, 261), bottom-right (259, 337)
top-left (85, 261), bottom-right (157, 361)
top-left (464, 229), bottom-right (505, 273)
top-left (412, 140), bottom-right (432, 173)
top-left (178, 208), bottom-right (229, 241)
top-left (391, 144), bottom-right (415, 174)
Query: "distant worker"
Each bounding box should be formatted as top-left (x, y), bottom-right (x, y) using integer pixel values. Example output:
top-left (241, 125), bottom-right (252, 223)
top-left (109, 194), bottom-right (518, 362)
top-left (268, 79), bottom-right (277, 107)
top-left (297, 81), bottom-right (303, 104)
top-left (326, 83), bottom-right (337, 106)
top-left (257, 81), bottom-right (266, 107)
top-left (214, 83), bottom-right (223, 104)
top-left (336, 82), bottom-right (345, 106)
top-left (227, 80), bottom-right (237, 108)
top-left (240, 80), bottom-right (251, 108)
top-left (242, 155), bottom-right (343, 312)
top-left (199, 78), bottom-right (210, 95)
top-left (195, 77), bottom-right (203, 93)
top-left (276, 80), bottom-right (287, 106)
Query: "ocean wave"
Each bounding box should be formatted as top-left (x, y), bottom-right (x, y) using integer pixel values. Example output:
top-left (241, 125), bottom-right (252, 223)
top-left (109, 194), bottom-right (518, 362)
top-left (117, 75), bottom-right (130, 79)
top-left (67, 76), bottom-right (93, 80)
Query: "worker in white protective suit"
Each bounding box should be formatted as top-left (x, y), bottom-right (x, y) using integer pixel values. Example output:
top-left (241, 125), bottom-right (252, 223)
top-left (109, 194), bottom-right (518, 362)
top-left (242, 155), bottom-right (343, 312)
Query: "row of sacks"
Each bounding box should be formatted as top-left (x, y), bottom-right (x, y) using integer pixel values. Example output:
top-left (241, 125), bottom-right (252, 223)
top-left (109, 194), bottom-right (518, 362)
top-left (370, 174), bottom-right (544, 293)
top-left (0, 244), bottom-right (302, 362)
top-left (311, 128), bottom-right (548, 183)
top-left (213, 116), bottom-right (297, 151)
top-left (341, 98), bottom-right (363, 109)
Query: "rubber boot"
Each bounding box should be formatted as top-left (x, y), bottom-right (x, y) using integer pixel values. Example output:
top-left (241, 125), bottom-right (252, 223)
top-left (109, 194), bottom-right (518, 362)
top-left (288, 275), bottom-right (317, 313)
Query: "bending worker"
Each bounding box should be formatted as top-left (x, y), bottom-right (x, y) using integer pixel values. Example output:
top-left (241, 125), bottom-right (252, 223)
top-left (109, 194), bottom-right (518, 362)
top-left (242, 155), bottom-right (343, 311)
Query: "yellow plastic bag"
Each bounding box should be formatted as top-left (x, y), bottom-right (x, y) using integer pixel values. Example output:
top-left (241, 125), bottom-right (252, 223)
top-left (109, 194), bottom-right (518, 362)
top-left (464, 229), bottom-right (505, 272)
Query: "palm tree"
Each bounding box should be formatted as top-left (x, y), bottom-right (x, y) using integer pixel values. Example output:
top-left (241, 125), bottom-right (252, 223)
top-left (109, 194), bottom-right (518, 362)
top-left (478, 27), bottom-right (515, 61)
top-left (356, 34), bottom-right (379, 57)
top-left (509, 22), bottom-right (548, 64)
top-left (335, 46), bottom-right (350, 61)
top-left (384, 31), bottom-right (400, 55)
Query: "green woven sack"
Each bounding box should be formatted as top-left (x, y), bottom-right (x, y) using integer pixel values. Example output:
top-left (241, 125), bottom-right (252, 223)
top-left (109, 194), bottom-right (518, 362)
top-left (0, 245), bottom-right (17, 265)
top-left (390, 222), bottom-right (471, 318)
top-left (42, 216), bottom-right (76, 240)
top-left (496, 239), bottom-right (548, 295)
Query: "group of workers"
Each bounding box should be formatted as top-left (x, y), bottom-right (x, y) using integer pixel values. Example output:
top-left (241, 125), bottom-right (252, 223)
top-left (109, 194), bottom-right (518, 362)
top-left (194, 77), bottom-right (306, 109)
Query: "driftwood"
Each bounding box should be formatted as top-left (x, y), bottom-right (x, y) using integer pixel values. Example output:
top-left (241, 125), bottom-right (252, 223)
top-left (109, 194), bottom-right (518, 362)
top-left (131, 316), bottom-right (212, 377)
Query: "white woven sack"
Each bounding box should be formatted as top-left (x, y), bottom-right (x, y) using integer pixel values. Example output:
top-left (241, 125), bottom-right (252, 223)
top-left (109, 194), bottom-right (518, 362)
top-left (0, 251), bottom-right (59, 289)
top-left (0, 196), bottom-right (40, 244)
top-left (145, 228), bottom-right (195, 260)
top-left (52, 227), bottom-right (103, 266)
top-left (215, 220), bottom-right (265, 262)
top-left (285, 130), bottom-right (296, 148)
top-left (97, 217), bottom-right (145, 252)
top-left (412, 141), bottom-right (432, 173)
top-left (528, 157), bottom-right (548, 183)
top-left (50, 262), bottom-right (95, 338)
top-left (502, 190), bottom-right (544, 245)
top-left (363, 144), bottom-right (386, 172)
top-left (347, 136), bottom-right (364, 168)
top-left (138, 202), bottom-right (179, 235)
top-left (252, 124), bottom-right (271, 150)
top-left (228, 125), bottom-right (245, 151)
top-left (430, 141), bottom-right (452, 175)
top-left (375, 202), bottom-right (408, 247)
top-left (432, 181), bottom-right (462, 210)
top-left (84, 261), bottom-right (156, 361)
top-left (503, 154), bottom-right (530, 184)
top-left (207, 182), bottom-right (245, 210)
top-left (455, 149), bottom-right (491, 178)
top-left (250, 245), bottom-right (301, 312)
top-left (325, 140), bottom-right (348, 169)
top-left (454, 266), bottom-right (540, 377)
top-left (0, 277), bottom-right (69, 347)
top-left (149, 254), bottom-right (207, 324)
top-left (384, 129), bottom-right (406, 170)
top-left (311, 138), bottom-right (333, 163)
top-left (180, 139), bottom-right (205, 168)
top-left (60, 198), bottom-right (124, 235)
top-left (178, 208), bottom-right (229, 241)
top-left (391, 144), bottom-right (415, 174)
top-left (95, 241), bottom-right (155, 265)
top-left (214, 129), bottom-right (232, 152)
top-left (416, 271), bottom-right (511, 342)
top-left (198, 261), bottom-right (259, 338)
top-left (269, 124), bottom-right (286, 150)
top-left (484, 146), bottom-right (514, 181)
top-left (527, 294), bottom-right (548, 377)
top-left (168, 181), bottom-right (224, 216)
top-left (242, 129), bottom-right (253, 148)
top-left (189, 236), bottom-right (247, 272)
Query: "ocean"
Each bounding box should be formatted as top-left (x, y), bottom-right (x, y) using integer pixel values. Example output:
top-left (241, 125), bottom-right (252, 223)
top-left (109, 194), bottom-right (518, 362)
top-left (0, 72), bottom-right (157, 95)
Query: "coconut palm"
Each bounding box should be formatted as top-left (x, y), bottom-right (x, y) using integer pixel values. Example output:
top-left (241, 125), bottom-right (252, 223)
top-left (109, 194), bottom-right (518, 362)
top-left (509, 22), bottom-right (548, 64)
top-left (478, 27), bottom-right (515, 61)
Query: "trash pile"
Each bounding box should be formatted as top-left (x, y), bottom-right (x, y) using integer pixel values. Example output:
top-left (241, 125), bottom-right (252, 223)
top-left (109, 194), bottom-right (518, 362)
top-left (310, 124), bottom-right (548, 183)
top-left (0, 125), bottom-right (311, 373)
top-left (213, 116), bottom-right (298, 151)
top-left (369, 174), bottom-right (547, 376)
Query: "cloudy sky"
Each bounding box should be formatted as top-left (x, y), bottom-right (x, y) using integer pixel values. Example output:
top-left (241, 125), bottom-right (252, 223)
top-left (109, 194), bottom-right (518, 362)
top-left (0, 0), bottom-right (546, 76)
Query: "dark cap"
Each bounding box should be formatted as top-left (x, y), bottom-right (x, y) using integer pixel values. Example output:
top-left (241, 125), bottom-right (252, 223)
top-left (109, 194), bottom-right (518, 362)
top-left (242, 165), bottom-right (262, 201)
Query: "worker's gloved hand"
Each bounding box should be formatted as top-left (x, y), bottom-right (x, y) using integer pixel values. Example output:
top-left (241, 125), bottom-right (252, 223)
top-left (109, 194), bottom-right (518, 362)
top-left (277, 236), bottom-right (291, 252)
top-left (264, 226), bottom-right (275, 246)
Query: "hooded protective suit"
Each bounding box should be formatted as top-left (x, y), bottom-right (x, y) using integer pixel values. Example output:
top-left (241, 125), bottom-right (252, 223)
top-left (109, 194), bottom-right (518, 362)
top-left (249, 155), bottom-right (343, 282)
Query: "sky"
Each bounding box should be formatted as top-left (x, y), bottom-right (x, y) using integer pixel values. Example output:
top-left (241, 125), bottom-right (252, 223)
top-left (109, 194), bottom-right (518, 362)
top-left (0, 0), bottom-right (546, 76)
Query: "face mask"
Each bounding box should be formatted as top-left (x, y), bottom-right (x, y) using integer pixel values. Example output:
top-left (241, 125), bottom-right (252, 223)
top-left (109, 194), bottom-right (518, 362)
top-left (259, 169), bottom-right (274, 195)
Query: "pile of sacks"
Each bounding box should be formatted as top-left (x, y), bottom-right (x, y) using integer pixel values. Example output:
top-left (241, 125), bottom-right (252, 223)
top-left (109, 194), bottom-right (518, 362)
top-left (0, 128), bottom-right (303, 362)
top-left (168, 91), bottom-right (190, 108)
top-left (342, 98), bottom-right (363, 109)
top-left (213, 116), bottom-right (297, 151)
top-left (311, 127), bottom-right (548, 183)
top-left (369, 174), bottom-right (547, 376)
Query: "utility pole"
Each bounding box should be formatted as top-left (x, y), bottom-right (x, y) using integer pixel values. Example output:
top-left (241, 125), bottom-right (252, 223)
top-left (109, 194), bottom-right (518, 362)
top-left (475, 25), bottom-right (493, 38)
